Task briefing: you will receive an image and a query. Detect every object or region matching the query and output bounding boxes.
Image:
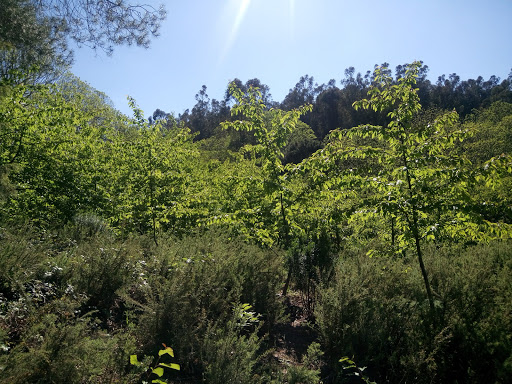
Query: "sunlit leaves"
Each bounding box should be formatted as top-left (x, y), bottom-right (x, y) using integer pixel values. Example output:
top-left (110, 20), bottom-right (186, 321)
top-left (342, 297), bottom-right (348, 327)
top-left (130, 344), bottom-right (180, 384)
top-left (104, 98), bottom-right (199, 237)
top-left (215, 82), bottom-right (312, 246)
top-left (0, 78), bottom-right (104, 224)
top-left (306, 62), bottom-right (511, 255)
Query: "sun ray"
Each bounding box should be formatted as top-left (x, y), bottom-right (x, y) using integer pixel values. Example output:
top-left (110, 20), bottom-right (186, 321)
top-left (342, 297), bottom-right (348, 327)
top-left (219, 0), bottom-right (252, 66)
top-left (289, 0), bottom-right (295, 40)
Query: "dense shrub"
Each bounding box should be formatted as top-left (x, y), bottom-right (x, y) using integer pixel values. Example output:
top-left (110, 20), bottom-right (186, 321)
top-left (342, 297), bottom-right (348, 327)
top-left (201, 303), bottom-right (263, 384)
top-left (0, 226), bottom-right (46, 297)
top-left (315, 241), bottom-right (512, 383)
top-left (123, 229), bottom-right (286, 379)
top-left (0, 295), bottom-right (136, 384)
top-left (67, 235), bottom-right (139, 320)
top-left (0, 226), bottom-right (286, 382)
top-left (0, 226), bottom-right (139, 383)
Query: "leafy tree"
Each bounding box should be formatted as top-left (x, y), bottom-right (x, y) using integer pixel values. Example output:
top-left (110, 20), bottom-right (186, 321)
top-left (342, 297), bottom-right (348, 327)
top-left (304, 62), bottom-right (512, 317)
top-left (218, 82), bottom-right (311, 244)
top-left (34, 0), bottom-right (166, 54)
top-left (0, 0), bottom-right (166, 83)
top-left (461, 101), bottom-right (512, 223)
top-left (102, 98), bottom-right (199, 240)
top-left (0, 0), bottom-right (71, 83)
top-left (215, 83), bottom-right (312, 296)
top-left (0, 78), bottom-right (100, 225)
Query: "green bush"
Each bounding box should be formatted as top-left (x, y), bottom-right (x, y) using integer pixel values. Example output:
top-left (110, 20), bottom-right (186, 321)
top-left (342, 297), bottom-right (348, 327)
top-left (202, 303), bottom-right (263, 384)
top-left (0, 297), bottom-right (136, 384)
top-left (426, 242), bottom-right (512, 383)
top-left (67, 235), bottom-right (139, 320)
top-left (124, 229), bottom-right (286, 378)
top-left (66, 213), bottom-right (113, 241)
top-left (0, 226), bottom-right (140, 383)
top-left (0, 226), bottom-right (49, 295)
top-left (315, 241), bottom-right (512, 383)
top-left (286, 342), bottom-right (323, 384)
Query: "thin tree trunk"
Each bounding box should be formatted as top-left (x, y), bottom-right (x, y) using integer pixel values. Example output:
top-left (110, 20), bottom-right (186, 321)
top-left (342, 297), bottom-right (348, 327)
top-left (391, 215), bottom-right (395, 247)
top-left (282, 270), bottom-right (291, 297)
top-left (412, 214), bottom-right (434, 314)
top-left (149, 147), bottom-right (158, 246)
top-left (280, 192), bottom-right (292, 296)
top-left (400, 143), bottom-right (435, 315)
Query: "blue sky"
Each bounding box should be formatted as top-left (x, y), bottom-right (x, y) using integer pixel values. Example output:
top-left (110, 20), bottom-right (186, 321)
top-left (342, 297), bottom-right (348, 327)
top-left (71, 0), bottom-right (512, 118)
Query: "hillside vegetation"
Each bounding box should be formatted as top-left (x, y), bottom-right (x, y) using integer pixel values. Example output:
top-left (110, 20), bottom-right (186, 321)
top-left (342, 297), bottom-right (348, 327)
top-left (0, 62), bottom-right (512, 384)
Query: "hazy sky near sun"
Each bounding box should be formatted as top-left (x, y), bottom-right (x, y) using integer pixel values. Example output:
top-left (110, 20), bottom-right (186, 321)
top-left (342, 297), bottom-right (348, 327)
top-left (71, 0), bottom-right (512, 117)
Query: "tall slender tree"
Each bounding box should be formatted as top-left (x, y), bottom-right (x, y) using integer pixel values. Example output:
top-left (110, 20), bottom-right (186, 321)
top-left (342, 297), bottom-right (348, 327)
top-left (304, 62), bottom-right (512, 319)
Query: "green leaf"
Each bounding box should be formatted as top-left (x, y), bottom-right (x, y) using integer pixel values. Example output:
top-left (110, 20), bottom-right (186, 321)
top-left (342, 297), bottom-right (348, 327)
top-left (339, 356), bottom-right (355, 365)
top-left (152, 367), bottom-right (164, 377)
top-left (130, 355), bottom-right (140, 366)
top-left (158, 346), bottom-right (175, 357)
top-left (159, 363), bottom-right (181, 371)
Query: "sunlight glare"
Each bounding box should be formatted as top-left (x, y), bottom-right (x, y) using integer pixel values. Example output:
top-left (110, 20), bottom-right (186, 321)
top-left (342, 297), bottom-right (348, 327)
top-left (219, 0), bottom-right (252, 66)
top-left (289, 0), bottom-right (295, 40)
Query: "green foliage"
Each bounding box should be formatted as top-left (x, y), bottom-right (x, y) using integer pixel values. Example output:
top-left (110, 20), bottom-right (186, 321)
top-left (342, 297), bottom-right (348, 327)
top-left (315, 241), bottom-right (512, 383)
top-left (218, 82), bottom-right (312, 246)
top-left (0, 0), bottom-right (71, 83)
top-left (286, 364), bottom-right (321, 384)
top-left (0, 78), bottom-right (109, 226)
top-left (0, 294), bottom-right (135, 384)
top-left (338, 356), bottom-right (376, 384)
top-left (0, 224), bottom-right (285, 382)
top-left (1, 64), bottom-right (511, 384)
top-left (460, 101), bottom-right (512, 223)
top-left (283, 121), bottom-right (321, 164)
top-left (68, 236), bottom-right (137, 318)
top-left (102, 97), bottom-right (200, 239)
top-left (67, 213), bottom-right (113, 241)
top-left (38, 0), bottom-right (166, 54)
top-left (286, 342), bottom-right (324, 384)
top-left (1, 0), bottom-right (165, 84)
top-left (130, 344), bottom-right (180, 384)
top-left (0, 225), bottom-right (47, 295)
top-left (302, 62), bottom-right (512, 315)
top-left (125, 230), bottom-right (285, 376)
top-left (202, 303), bottom-right (263, 384)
